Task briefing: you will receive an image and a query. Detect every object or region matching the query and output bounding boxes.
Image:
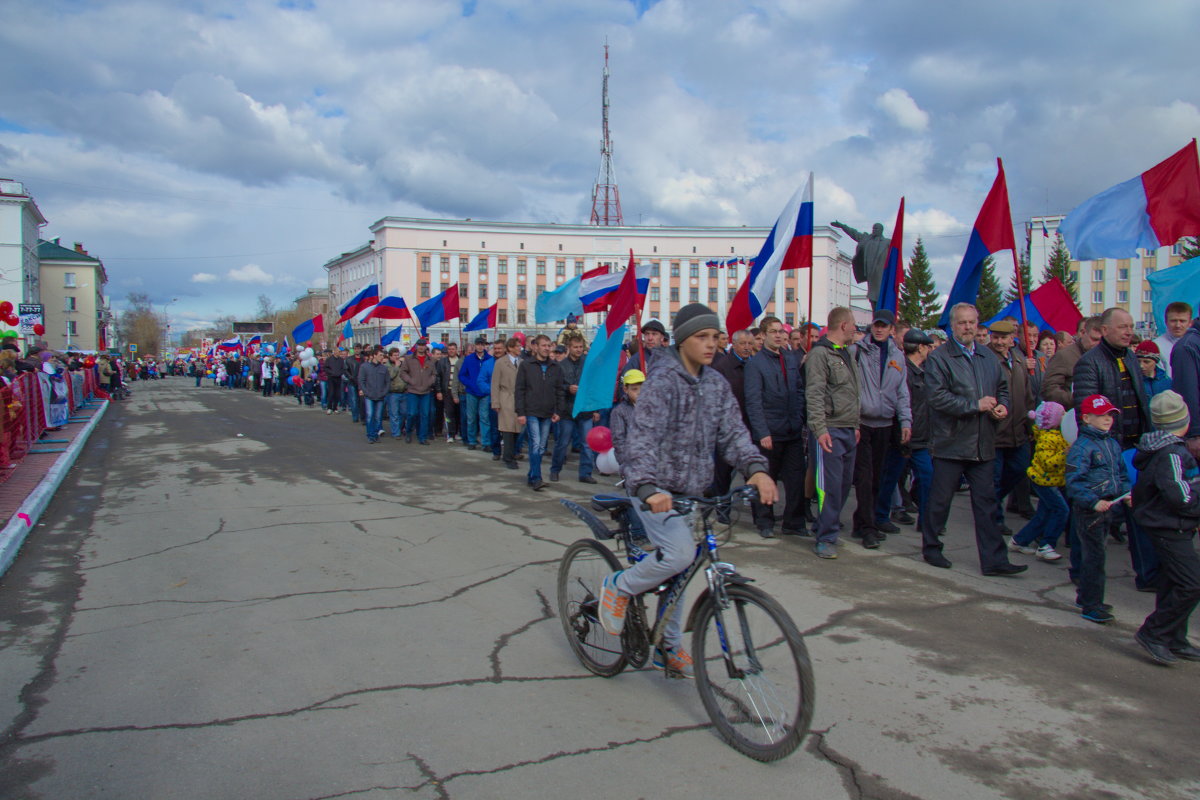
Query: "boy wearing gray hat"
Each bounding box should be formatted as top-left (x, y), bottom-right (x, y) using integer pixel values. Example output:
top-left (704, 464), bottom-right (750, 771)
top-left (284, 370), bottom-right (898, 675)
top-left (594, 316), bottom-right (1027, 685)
top-left (1131, 390), bottom-right (1200, 665)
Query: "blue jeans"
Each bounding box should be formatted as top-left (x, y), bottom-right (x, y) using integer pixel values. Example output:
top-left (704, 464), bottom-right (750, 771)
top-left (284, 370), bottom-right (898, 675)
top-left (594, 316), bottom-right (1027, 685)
top-left (344, 382), bottom-right (361, 422)
top-left (525, 416), bottom-right (553, 483)
top-left (464, 393), bottom-right (490, 447)
top-left (387, 392), bottom-right (406, 437)
top-left (875, 447), bottom-right (932, 527)
top-left (552, 414), bottom-right (594, 478)
top-left (406, 392), bottom-right (432, 442)
top-left (1015, 484), bottom-right (1069, 548)
top-left (489, 408), bottom-right (502, 454)
top-left (363, 397), bottom-right (384, 441)
top-left (993, 444), bottom-right (1031, 527)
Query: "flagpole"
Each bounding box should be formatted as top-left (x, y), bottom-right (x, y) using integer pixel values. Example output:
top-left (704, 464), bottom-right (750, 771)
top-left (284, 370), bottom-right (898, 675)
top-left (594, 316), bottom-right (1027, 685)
top-left (999, 159), bottom-right (1035, 375)
top-left (807, 258), bottom-right (814, 327)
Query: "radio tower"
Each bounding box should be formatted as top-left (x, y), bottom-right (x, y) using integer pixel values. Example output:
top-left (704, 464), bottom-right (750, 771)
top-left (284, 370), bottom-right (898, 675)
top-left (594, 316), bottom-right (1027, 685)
top-left (589, 44), bottom-right (624, 226)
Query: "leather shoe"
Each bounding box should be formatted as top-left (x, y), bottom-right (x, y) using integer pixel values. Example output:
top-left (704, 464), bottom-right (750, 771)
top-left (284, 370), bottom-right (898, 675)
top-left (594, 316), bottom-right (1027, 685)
top-left (781, 528), bottom-right (811, 538)
top-left (924, 554), bottom-right (952, 569)
top-left (892, 511), bottom-right (915, 525)
top-left (1169, 644), bottom-right (1200, 661)
top-left (530, 480), bottom-right (547, 491)
top-left (757, 527), bottom-right (775, 539)
top-left (982, 563), bottom-right (1028, 576)
top-left (578, 476), bottom-right (598, 484)
top-left (549, 472), bottom-right (560, 482)
top-left (877, 520), bottom-right (900, 534)
top-left (1135, 631), bottom-right (1178, 665)
top-left (492, 453), bottom-right (502, 461)
top-left (861, 532), bottom-right (882, 549)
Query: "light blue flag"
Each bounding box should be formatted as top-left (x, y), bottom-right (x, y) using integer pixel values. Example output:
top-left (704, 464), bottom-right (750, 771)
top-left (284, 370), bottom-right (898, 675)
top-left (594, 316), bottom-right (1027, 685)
top-left (1147, 256), bottom-right (1200, 332)
top-left (573, 324), bottom-right (627, 416)
top-left (535, 275), bottom-right (584, 324)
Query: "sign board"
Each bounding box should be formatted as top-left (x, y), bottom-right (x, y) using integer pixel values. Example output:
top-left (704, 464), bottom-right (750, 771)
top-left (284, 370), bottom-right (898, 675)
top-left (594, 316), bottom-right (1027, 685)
top-left (232, 321), bottom-right (274, 335)
top-left (200, 337), bottom-right (214, 352)
top-left (18, 303), bottom-right (44, 335)
top-left (129, 343), bottom-right (138, 353)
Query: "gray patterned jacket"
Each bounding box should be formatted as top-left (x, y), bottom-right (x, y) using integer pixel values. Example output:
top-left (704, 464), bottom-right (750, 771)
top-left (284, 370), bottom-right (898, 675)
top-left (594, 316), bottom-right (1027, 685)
top-left (624, 346), bottom-right (768, 501)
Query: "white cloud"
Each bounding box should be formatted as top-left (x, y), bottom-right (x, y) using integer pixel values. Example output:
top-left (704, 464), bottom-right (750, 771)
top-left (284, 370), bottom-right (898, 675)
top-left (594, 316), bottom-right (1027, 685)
top-left (225, 264), bottom-right (275, 284)
top-left (876, 88), bottom-right (929, 132)
top-left (191, 272), bottom-right (219, 283)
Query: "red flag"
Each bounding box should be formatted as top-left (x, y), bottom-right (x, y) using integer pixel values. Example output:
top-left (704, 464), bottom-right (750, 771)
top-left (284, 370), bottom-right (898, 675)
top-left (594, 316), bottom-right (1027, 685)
top-left (605, 250), bottom-right (640, 337)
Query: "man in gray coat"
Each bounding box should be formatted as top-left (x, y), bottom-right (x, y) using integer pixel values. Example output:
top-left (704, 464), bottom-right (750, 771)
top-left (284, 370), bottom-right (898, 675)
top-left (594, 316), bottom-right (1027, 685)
top-left (356, 348), bottom-right (390, 444)
top-left (921, 303), bottom-right (1026, 576)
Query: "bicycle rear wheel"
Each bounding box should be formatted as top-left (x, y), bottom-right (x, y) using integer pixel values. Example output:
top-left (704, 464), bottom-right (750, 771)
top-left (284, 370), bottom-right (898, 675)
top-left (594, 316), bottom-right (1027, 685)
top-left (557, 539), bottom-right (628, 677)
top-left (692, 584), bottom-right (813, 761)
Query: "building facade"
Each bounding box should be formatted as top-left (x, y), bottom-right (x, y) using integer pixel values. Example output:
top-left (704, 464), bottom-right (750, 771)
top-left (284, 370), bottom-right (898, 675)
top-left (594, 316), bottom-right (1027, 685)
top-left (37, 239), bottom-right (110, 352)
top-left (324, 217), bottom-right (853, 346)
top-left (0, 179), bottom-right (46, 316)
top-left (1030, 215), bottom-right (1189, 335)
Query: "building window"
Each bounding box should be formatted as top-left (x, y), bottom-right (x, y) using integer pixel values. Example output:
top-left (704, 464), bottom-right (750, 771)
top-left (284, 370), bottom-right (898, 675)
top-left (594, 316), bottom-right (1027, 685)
top-left (1092, 291), bottom-right (1103, 303)
top-left (456, 257), bottom-right (467, 273)
top-left (1069, 271), bottom-right (1079, 283)
top-left (1118, 268), bottom-right (1129, 281)
top-left (478, 285), bottom-right (488, 299)
top-left (1172, 243), bottom-right (1182, 256)
top-left (420, 282), bottom-right (430, 298)
top-left (65, 296), bottom-right (77, 311)
top-left (536, 259), bottom-right (546, 275)
top-left (670, 287), bottom-right (679, 302)
top-left (459, 307), bottom-right (469, 319)
top-left (517, 310), bottom-right (527, 324)
top-left (556, 260), bottom-right (565, 276)
top-left (1092, 268), bottom-right (1104, 281)
top-left (498, 285), bottom-right (508, 299)
top-left (651, 262), bottom-right (660, 278)
top-left (728, 288), bottom-right (737, 301)
top-left (708, 287), bottom-right (718, 303)
top-left (458, 285), bottom-right (468, 298)
top-left (517, 259), bottom-right (527, 275)
top-left (650, 287), bottom-right (660, 302)
top-left (64, 272), bottom-right (76, 287)
top-left (785, 288), bottom-right (795, 302)
top-left (689, 288), bottom-right (699, 303)
top-left (498, 258), bottom-right (508, 274)
top-left (670, 262), bottom-right (680, 278)
top-left (1144, 312), bottom-right (1155, 325)
top-left (68, 320), bottom-right (78, 336)
top-left (498, 309), bottom-right (508, 324)
top-left (785, 312), bottom-right (795, 327)
top-left (708, 266), bottom-right (718, 278)
top-left (689, 263), bottom-right (700, 279)
top-left (517, 285), bottom-right (527, 299)
top-left (1144, 290), bottom-right (1153, 303)
top-left (440, 256), bottom-right (450, 271)
top-left (420, 256), bottom-right (430, 272)
top-left (1117, 290), bottom-right (1128, 303)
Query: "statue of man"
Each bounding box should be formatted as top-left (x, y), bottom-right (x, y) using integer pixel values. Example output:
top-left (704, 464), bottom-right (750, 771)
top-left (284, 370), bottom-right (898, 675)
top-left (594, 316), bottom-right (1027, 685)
top-left (831, 221), bottom-right (889, 309)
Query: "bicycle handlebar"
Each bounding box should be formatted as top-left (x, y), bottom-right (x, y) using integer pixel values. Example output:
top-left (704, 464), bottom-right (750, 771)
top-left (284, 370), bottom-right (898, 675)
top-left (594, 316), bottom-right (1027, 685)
top-left (670, 484), bottom-right (759, 515)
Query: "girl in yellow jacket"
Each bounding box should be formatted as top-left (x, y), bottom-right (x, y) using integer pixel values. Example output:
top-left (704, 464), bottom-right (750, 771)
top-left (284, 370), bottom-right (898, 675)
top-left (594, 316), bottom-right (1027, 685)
top-left (1009, 402), bottom-right (1069, 562)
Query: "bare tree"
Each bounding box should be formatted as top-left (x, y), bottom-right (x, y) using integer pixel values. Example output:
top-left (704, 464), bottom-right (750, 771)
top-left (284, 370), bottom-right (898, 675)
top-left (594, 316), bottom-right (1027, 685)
top-left (115, 293), bottom-right (165, 356)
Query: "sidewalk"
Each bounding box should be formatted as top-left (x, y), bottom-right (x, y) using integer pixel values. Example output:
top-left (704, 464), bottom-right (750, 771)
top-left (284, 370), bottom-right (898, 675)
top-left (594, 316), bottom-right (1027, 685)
top-left (0, 396), bottom-right (109, 576)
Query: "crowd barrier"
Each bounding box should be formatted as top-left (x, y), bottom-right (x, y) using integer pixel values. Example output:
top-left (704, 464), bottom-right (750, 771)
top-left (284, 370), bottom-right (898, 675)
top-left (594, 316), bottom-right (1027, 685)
top-left (0, 368), bottom-right (104, 479)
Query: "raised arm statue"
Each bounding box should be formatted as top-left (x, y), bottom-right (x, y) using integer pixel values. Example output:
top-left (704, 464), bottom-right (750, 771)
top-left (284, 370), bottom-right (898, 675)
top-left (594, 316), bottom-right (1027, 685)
top-left (831, 221), bottom-right (889, 310)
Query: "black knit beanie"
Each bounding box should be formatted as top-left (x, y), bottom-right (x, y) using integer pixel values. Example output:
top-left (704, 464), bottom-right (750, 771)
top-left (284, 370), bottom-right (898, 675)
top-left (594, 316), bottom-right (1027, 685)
top-left (673, 303), bottom-right (721, 345)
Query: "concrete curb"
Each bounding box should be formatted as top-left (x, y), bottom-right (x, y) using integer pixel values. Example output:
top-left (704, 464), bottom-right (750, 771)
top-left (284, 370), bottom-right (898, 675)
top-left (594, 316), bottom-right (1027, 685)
top-left (0, 398), bottom-right (109, 578)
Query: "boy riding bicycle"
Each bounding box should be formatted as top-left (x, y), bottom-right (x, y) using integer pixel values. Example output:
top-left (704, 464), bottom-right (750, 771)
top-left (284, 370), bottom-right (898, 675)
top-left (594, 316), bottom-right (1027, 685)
top-left (598, 303), bottom-right (779, 675)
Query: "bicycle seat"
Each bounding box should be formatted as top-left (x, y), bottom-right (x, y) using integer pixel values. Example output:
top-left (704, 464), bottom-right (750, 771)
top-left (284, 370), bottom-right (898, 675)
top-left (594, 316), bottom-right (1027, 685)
top-left (591, 494), bottom-right (633, 512)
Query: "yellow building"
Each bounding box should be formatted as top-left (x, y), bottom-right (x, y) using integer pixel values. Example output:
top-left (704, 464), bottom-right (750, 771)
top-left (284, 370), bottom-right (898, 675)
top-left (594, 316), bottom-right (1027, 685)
top-left (37, 239), bottom-right (110, 352)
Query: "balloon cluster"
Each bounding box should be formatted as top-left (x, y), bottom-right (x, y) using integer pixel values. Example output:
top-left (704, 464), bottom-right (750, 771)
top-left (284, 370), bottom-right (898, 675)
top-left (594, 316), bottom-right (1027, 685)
top-left (587, 426), bottom-right (621, 475)
top-left (298, 346), bottom-right (318, 371)
top-left (0, 301), bottom-right (17, 328)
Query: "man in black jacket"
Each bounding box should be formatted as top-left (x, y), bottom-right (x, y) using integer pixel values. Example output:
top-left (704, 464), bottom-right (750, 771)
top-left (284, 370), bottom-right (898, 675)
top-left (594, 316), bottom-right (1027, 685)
top-left (550, 333), bottom-right (599, 484)
top-left (324, 348), bottom-right (345, 413)
top-left (876, 328), bottom-right (935, 533)
top-left (515, 334), bottom-right (567, 491)
top-left (744, 316), bottom-right (807, 537)
top-left (1072, 306), bottom-right (1159, 590)
top-left (921, 303), bottom-right (1025, 575)
top-left (710, 329), bottom-right (755, 499)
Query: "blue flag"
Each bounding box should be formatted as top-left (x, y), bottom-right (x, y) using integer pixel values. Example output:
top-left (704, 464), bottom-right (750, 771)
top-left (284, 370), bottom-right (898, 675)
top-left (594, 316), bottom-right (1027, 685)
top-left (535, 275), bottom-right (584, 323)
top-left (1147, 256), bottom-right (1200, 335)
top-left (573, 324), bottom-right (626, 416)
top-left (381, 324), bottom-right (404, 347)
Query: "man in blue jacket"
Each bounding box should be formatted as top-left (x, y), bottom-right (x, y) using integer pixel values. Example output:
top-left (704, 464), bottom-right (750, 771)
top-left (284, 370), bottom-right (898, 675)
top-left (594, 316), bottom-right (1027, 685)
top-left (458, 336), bottom-right (493, 451)
top-left (1170, 312), bottom-right (1200, 462)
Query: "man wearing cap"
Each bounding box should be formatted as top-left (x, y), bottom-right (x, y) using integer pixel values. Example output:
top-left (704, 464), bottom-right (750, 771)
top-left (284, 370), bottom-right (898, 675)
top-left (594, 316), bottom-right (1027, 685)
top-left (598, 304), bottom-right (774, 675)
top-left (851, 308), bottom-right (911, 549)
top-left (1170, 305), bottom-right (1200, 460)
top-left (987, 319), bottom-right (1035, 536)
top-left (458, 336), bottom-right (493, 451)
top-left (620, 319), bottom-right (668, 382)
top-left (399, 338), bottom-right (437, 444)
top-left (744, 316), bottom-right (808, 538)
top-left (552, 333), bottom-right (599, 485)
top-left (876, 328), bottom-right (935, 536)
top-left (921, 302), bottom-right (1026, 575)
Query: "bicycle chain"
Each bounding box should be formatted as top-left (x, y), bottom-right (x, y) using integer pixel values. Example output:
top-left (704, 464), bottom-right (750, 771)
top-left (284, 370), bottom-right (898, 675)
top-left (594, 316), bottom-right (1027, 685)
top-left (622, 598), bottom-right (650, 668)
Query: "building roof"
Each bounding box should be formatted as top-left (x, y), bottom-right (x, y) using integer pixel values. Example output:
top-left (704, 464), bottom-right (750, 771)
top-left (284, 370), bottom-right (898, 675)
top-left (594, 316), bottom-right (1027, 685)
top-left (37, 238), bottom-right (101, 263)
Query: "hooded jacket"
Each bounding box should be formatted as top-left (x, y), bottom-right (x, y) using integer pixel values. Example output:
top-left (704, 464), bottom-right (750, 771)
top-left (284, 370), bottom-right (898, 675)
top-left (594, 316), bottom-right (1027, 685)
top-left (744, 346), bottom-right (807, 442)
top-left (925, 338), bottom-right (1009, 462)
top-left (1026, 427), bottom-right (1068, 487)
top-left (624, 345), bottom-right (768, 500)
top-left (458, 350), bottom-right (493, 398)
top-left (854, 335), bottom-right (911, 429)
top-left (1064, 423), bottom-right (1130, 509)
top-left (1170, 319), bottom-right (1200, 440)
top-left (804, 336), bottom-right (860, 437)
top-left (1131, 431), bottom-right (1200, 536)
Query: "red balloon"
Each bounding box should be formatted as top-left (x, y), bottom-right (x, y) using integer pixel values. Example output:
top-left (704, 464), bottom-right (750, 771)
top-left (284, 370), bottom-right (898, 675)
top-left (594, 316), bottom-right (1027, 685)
top-left (33, 323), bottom-right (45, 336)
top-left (0, 301), bottom-right (11, 316)
top-left (5, 314), bottom-right (17, 327)
top-left (291, 376), bottom-right (303, 386)
top-left (586, 425), bottom-right (613, 453)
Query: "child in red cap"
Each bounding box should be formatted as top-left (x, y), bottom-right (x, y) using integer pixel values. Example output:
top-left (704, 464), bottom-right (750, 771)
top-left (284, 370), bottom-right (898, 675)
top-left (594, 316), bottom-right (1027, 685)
top-left (1065, 395), bottom-right (1132, 623)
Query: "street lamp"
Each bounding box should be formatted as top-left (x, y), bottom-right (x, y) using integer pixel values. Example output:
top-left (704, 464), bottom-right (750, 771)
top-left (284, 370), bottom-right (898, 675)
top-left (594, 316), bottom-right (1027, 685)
top-left (161, 298), bottom-right (178, 355)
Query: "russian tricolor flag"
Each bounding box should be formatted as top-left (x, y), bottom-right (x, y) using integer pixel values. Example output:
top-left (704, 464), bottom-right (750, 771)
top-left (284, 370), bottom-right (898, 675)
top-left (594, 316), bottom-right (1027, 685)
top-left (216, 335), bottom-right (242, 352)
top-left (1059, 140), bottom-right (1200, 260)
top-left (579, 265), bottom-right (651, 312)
top-left (244, 335), bottom-right (262, 356)
top-left (464, 302), bottom-right (499, 332)
top-left (291, 314), bottom-right (325, 345)
top-left (362, 294), bottom-right (412, 322)
top-left (938, 159), bottom-right (1016, 328)
top-left (413, 285), bottom-right (460, 333)
top-left (337, 283), bottom-right (380, 323)
top-left (877, 197), bottom-right (904, 313)
top-left (726, 173), bottom-right (814, 334)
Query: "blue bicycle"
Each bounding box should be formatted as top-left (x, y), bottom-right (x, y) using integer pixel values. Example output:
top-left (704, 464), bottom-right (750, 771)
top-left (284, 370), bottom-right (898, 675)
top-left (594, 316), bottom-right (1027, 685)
top-left (557, 485), bottom-right (814, 761)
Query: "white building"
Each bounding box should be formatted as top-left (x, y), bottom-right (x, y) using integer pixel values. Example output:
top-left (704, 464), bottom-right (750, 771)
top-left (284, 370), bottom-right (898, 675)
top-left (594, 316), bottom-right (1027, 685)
top-left (1030, 214), bottom-right (1189, 335)
top-left (0, 179), bottom-right (46, 311)
top-left (324, 217), bottom-right (853, 346)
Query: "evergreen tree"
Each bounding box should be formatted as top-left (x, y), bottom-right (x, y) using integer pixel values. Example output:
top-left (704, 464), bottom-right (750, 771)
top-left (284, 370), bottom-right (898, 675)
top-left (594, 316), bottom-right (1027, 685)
top-left (1041, 234), bottom-right (1078, 303)
top-left (1005, 250), bottom-right (1034, 304)
top-left (897, 237), bottom-right (942, 328)
top-left (1179, 237), bottom-right (1200, 261)
top-left (976, 255), bottom-right (1004, 321)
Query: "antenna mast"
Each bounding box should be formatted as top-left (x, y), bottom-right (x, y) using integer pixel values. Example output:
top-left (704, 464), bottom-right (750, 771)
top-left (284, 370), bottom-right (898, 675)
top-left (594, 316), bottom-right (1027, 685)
top-left (589, 43), bottom-right (624, 226)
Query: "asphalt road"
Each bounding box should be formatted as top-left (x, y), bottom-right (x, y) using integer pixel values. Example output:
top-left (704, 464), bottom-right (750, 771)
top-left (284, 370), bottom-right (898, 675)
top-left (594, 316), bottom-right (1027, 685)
top-left (0, 379), bottom-right (1196, 800)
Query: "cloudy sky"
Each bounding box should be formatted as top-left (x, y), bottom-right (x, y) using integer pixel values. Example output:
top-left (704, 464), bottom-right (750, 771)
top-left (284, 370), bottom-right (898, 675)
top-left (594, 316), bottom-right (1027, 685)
top-left (1, 0), bottom-right (1197, 332)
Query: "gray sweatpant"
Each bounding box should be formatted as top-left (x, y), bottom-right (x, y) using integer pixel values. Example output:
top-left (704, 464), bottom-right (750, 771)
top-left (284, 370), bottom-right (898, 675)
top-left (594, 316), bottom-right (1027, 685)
top-left (812, 428), bottom-right (857, 544)
top-left (614, 503), bottom-right (693, 648)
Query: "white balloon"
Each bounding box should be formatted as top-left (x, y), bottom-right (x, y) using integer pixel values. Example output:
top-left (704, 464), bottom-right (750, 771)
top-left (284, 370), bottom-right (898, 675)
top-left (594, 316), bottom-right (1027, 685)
top-left (1061, 410), bottom-right (1078, 444)
top-left (595, 448), bottom-right (620, 475)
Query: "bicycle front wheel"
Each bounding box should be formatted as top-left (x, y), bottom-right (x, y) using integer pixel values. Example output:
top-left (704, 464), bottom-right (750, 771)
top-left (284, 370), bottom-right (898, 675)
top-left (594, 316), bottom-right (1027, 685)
top-left (692, 584), bottom-right (814, 761)
top-left (557, 539), bottom-right (628, 677)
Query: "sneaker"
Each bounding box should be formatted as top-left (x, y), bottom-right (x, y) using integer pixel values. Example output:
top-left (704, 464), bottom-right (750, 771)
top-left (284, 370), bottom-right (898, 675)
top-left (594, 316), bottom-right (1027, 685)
top-left (326, 409), bottom-right (332, 415)
top-left (1036, 545), bottom-right (1063, 562)
top-left (1081, 608), bottom-right (1115, 624)
top-left (597, 571), bottom-right (629, 635)
top-left (1008, 539), bottom-right (1037, 555)
top-left (892, 511), bottom-right (915, 525)
top-left (549, 472), bottom-right (560, 482)
top-left (652, 646), bottom-right (694, 679)
top-left (876, 520), bottom-right (900, 534)
top-left (1074, 601), bottom-right (1113, 612)
top-left (813, 542), bottom-right (837, 559)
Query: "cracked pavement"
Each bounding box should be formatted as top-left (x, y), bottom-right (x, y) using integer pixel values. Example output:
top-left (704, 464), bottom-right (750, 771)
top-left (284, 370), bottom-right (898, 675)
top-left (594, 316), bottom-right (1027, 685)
top-left (0, 381), bottom-right (1197, 799)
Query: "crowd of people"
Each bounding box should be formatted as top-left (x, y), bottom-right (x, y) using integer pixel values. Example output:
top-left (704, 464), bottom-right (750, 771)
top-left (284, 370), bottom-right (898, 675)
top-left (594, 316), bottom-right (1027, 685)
top-left (189, 300), bottom-right (1200, 666)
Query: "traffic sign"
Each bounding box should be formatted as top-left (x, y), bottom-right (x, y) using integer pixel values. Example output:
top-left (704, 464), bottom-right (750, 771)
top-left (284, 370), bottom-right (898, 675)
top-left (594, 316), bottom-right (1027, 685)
top-left (129, 344), bottom-right (138, 353)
